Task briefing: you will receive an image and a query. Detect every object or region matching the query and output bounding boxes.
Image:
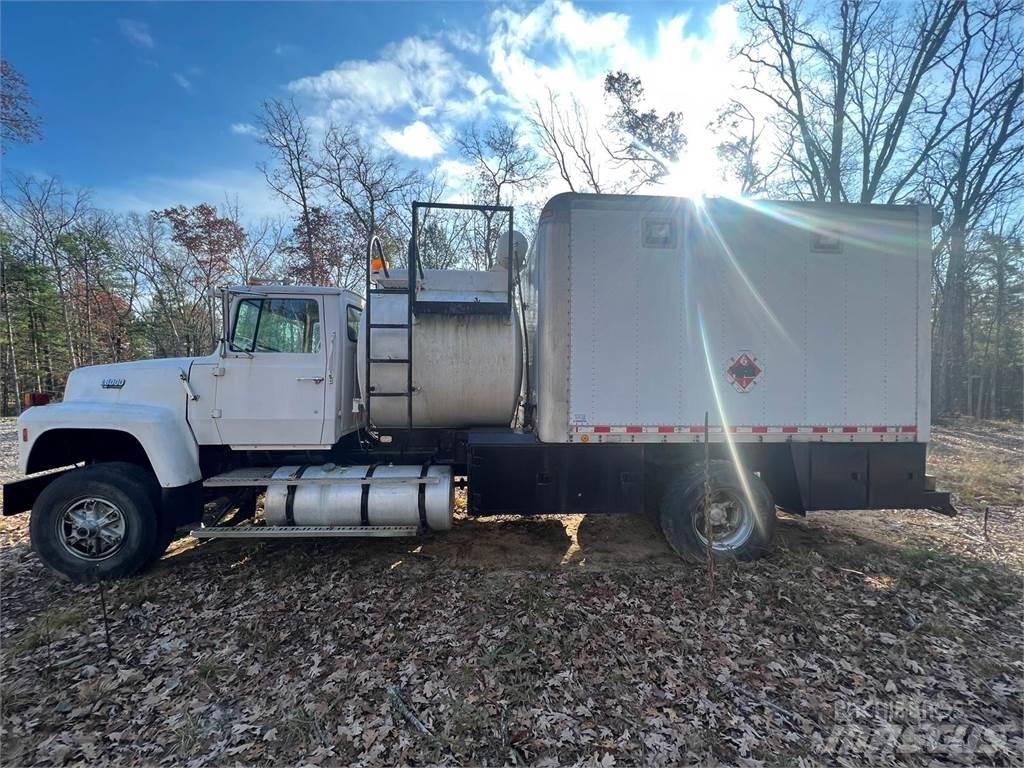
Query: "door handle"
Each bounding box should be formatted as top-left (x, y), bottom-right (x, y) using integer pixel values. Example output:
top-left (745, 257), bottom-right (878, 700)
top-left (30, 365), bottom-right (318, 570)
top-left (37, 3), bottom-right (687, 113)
top-left (327, 331), bottom-right (336, 385)
top-left (297, 376), bottom-right (325, 383)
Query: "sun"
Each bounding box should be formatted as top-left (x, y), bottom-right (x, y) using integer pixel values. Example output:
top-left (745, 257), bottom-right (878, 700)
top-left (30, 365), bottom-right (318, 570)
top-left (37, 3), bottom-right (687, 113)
top-left (662, 147), bottom-right (742, 201)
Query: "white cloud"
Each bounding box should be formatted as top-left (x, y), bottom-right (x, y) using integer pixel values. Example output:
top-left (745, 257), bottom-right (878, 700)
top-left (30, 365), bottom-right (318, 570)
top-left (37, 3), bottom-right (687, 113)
top-left (173, 73), bottom-right (193, 91)
top-left (118, 18), bottom-right (154, 49)
top-left (435, 158), bottom-right (477, 201)
top-left (437, 158), bottom-right (474, 180)
top-left (485, 0), bottom-right (745, 196)
top-left (550, 2), bottom-right (631, 53)
top-left (288, 37), bottom-right (462, 116)
top-left (445, 28), bottom-right (483, 55)
top-left (231, 122), bottom-right (258, 136)
top-left (285, 34), bottom-right (501, 164)
top-left (466, 74), bottom-right (490, 97)
top-left (381, 121), bottom-right (444, 159)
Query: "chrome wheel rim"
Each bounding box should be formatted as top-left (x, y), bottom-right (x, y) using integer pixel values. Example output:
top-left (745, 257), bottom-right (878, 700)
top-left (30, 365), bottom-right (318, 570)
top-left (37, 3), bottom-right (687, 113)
top-left (57, 497), bottom-right (126, 561)
top-left (693, 489), bottom-right (754, 551)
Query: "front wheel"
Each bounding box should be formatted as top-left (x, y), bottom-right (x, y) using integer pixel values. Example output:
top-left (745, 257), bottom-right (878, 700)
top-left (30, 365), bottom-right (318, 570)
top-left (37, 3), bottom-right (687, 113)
top-left (30, 463), bottom-right (160, 582)
top-left (659, 460), bottom-right (776, 563)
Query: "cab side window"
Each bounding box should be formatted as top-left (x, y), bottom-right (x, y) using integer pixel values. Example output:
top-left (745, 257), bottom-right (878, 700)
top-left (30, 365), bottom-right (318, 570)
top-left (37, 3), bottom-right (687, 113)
top-left (346, 305), bottom-right (362, 342)
top-left (231, 298), bottom-right (321, 353)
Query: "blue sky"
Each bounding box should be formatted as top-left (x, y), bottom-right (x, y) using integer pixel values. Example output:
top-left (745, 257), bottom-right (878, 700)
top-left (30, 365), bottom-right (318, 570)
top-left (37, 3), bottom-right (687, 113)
top-left (2, 1), bottom-right (740, 218)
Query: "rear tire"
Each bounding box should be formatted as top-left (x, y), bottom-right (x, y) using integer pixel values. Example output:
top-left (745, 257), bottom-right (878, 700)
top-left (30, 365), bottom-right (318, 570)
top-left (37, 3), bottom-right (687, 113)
top-left (659, 460), bottom-right (776, 563)
top-left (30, 463), bottom-right (160, 582)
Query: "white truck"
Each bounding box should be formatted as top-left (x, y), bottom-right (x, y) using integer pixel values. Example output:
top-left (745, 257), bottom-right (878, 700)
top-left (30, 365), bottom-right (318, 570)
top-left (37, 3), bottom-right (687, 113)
top-left (3, 194), bottom-right (954, 582)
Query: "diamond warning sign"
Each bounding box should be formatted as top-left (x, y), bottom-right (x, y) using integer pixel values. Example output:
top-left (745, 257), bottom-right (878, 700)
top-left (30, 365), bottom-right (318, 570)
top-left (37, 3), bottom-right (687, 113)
top-left (726, 352), bottom-right (761, 393)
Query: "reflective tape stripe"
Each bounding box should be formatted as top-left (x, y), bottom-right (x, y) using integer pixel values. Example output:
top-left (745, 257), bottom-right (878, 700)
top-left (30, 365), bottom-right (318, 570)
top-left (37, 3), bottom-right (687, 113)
top-left (573, 424), bottom-right (919, 434)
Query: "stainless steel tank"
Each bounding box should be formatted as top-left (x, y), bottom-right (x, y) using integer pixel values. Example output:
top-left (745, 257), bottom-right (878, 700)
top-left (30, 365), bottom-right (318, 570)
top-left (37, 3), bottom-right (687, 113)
top-left (357, 267), bottom-right (523, 429)
top-left (264, 464), bottom-right (453, 530)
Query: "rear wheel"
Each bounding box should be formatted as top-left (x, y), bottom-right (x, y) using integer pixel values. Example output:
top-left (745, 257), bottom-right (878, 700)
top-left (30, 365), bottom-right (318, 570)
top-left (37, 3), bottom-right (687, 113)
top-left (30, 463), bottom-right (160, 582)
top-left (659, 460), bottom-right (775, 563)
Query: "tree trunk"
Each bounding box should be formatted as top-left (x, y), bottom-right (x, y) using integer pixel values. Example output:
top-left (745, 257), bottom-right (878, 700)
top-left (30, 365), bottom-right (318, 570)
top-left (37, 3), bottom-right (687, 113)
top-left (0, 255), bottom-right (22, 414)
top-left (991, 261), bottom-right (1006, 417)
top-left (51, 263), bottom-right (79, 369)
top-left (937, 223), bottom-right (968, 415)
top-left (27, 309), bottom-right (41, 391)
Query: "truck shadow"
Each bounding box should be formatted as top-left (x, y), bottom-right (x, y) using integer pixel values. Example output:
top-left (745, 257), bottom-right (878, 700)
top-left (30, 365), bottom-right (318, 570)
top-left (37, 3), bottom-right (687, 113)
top-left (159, 512), bottom-right (681, 574)
top-left (156, 507), bottom-right (1005, 577)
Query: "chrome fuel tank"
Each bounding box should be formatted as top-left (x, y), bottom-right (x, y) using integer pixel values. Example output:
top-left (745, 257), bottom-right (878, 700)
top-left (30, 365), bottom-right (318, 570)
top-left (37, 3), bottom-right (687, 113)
top-left (264, 464), bottom-right (453, 530)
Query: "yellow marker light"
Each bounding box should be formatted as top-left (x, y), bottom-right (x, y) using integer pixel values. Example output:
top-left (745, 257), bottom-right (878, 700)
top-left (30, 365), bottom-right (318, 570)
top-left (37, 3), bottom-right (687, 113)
top-left (580, 434), bottom-right (590, 443)
top-left (22, 428), bottom-right (28, 443)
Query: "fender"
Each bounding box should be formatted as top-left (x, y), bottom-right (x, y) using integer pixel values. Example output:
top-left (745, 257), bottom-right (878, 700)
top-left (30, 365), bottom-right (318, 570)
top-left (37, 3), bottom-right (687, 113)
top-left (18, 401), bottom-right (202, 488)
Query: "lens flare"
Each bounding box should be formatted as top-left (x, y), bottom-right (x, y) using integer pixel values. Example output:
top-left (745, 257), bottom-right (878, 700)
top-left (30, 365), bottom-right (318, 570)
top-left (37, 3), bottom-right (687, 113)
top-left (696, 308), bottom-right (757, 513)
top-left (689, 201), bottom-right (796, 349)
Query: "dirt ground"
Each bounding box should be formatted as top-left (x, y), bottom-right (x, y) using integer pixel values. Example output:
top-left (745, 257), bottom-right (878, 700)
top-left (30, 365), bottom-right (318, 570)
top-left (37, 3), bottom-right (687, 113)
top-left (0, 417), bottom-right (1021, 766)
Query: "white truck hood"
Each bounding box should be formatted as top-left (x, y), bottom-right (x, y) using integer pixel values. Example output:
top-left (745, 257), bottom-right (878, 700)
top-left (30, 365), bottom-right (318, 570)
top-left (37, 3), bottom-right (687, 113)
top-left (17, 356), bottom-right (208, 486)
top-left (63, 357), bottom-right (199, 408)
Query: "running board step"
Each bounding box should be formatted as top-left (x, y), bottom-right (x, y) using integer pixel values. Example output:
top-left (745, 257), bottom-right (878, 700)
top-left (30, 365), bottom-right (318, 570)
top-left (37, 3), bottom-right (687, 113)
top-left (192, 525), bottom-right (420, 539)
top-left (204, 467), bottom-right (439, 488)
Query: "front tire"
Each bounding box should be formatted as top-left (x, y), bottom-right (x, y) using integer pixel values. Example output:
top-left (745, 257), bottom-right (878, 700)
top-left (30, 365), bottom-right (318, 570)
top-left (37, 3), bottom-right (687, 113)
top-left (659, 460), bottom-right (776, 563)
top-left (30, 463), bottom-right (160, 582)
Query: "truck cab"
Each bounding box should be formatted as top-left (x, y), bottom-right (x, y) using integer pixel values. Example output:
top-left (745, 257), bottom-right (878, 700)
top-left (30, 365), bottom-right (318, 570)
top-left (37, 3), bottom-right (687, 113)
top-left (189, 286), bottom-right (364, 449)
top-left (5, 284), bottom-right (365, 580)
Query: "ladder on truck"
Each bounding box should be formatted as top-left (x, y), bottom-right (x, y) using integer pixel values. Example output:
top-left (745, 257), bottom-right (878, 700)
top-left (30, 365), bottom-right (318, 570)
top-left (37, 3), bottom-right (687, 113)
top-left (364, 233), bottom-right (415, 437)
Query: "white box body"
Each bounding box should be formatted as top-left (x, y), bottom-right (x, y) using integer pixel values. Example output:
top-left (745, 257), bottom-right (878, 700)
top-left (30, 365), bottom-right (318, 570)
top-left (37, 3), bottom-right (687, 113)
top-left (525, 194), bottom-right (933, 445)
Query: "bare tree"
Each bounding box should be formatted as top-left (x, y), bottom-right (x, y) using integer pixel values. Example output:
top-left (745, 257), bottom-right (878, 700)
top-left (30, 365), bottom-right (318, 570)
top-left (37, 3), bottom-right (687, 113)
top-left (114, 211), bottom-right (194, 357)
top-left (318, 127), bottom-right (421, 242)
top-left (456, 120), bottom-right (547, 267)
top-left (256, 99), bottom-right (321, 268)
top-left (710, 100), bottom-right (785, 196)
top-left (221, 196), bottom-right (286, 285)
top-left (924, 0), bottom-right (1023, 414)
top-left (970, 217), bottom-right (1023, 417)
top-left (457, 120), bottom-right (548, 207)
top-left (530, 89), bottom-right (605, 193)
top-left (315, 125), bottom-right (425, 287)
top-left (1, 59), bottom-right (42, 151)
top-left (0, 228), bottom-right (22, 410)
top-left (737, 0), bottom-right (965, 203)
top-left (3, 176), bottom-right (91, 367)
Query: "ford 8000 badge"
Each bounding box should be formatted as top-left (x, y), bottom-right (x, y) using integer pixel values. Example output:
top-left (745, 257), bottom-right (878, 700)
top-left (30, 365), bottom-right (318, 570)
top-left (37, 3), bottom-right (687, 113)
top-left (101, 377), bottom-right (126, 389)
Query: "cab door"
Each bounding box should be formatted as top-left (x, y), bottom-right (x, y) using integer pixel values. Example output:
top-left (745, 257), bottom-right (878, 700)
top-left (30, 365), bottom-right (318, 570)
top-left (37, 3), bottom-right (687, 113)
top-left (214, 294), bottom-right (328, 447)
